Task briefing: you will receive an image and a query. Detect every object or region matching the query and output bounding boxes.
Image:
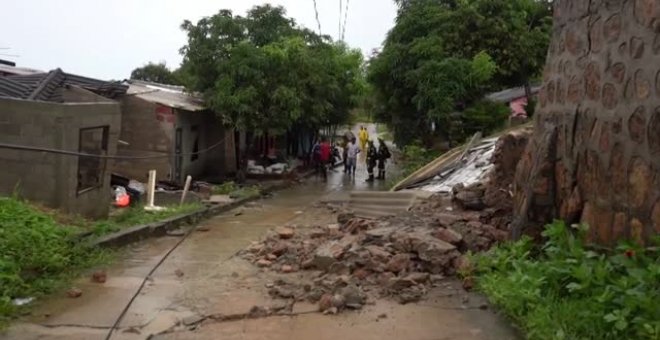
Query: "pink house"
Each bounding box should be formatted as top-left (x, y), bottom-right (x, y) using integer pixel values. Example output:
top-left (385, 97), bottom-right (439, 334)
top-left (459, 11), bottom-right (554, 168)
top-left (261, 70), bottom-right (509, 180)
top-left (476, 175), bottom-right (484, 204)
top-left (486, 85), bottom-right (541, 118)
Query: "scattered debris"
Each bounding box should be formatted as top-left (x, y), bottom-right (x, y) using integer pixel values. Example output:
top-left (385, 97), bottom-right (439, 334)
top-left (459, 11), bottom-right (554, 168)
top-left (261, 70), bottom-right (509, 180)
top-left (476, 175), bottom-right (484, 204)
top-left (66, 288), bottom-right (83, 298)
top-left (122, 327), bottom-right (141, 334)
top-left (11, 297), bottom-right (34, 306)
top-left (275, 226), bottom-right (295, 239)
top-left (232, 130), bottom-right (532, 315)
top-left (238, 204), bottom-right (506, 313)
top-left (175, 269), bottom-right (185, 278)
top-left (197, 226), bottom-right (211, 232)
top-left (167, 229), bottom-right (187, 237)
top-left (257, 259), bottom-right (273, 268)
top-left (91, 270), bottom-right (107, 284)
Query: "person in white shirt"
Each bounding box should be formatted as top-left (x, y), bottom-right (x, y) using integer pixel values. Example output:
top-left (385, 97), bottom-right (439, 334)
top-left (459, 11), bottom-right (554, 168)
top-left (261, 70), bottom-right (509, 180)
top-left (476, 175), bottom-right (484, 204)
top-left (345, 138), bottom-right (360, 177)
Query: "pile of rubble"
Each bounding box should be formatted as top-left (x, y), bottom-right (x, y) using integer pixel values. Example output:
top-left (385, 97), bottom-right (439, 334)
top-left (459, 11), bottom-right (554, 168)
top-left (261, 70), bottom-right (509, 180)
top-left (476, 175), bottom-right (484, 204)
top-left (238, 129), bottom-right (532, 314)
top-left (239, 201), bottom-right (508, 313)
top-left (452, 128), bottom-right (532, 229)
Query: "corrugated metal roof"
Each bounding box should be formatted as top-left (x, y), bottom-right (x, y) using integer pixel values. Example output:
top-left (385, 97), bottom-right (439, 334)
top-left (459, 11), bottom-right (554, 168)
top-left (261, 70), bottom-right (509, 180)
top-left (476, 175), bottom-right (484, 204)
top-left (0, 68), bottom-right (127, 102)
top-left (486, 86), bottom-right (541, 103)
top-left (126, 80), bottom-right (205, 111)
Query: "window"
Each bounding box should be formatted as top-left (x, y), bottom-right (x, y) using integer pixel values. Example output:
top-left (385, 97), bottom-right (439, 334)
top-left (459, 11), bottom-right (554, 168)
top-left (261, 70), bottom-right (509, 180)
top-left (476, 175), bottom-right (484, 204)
top-left (77, 126), bottom-right (108, 194)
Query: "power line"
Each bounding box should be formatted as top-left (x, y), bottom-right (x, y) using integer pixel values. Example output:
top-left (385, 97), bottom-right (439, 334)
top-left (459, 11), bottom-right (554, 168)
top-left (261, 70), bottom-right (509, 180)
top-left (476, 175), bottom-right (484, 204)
top-left (341, 0), bottom-right (351, 41)
top-left (0, 138), bottom-right (226, 161)
top-left (312, 0), bottom-right (323, 35)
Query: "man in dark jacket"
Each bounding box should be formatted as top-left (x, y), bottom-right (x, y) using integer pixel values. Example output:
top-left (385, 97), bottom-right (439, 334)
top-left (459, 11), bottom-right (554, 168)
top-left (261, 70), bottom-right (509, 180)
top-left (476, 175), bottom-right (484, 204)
top-left (365, 140), bottom-right (378, 182)
top-left (377, 138), bottom-right (391, 180)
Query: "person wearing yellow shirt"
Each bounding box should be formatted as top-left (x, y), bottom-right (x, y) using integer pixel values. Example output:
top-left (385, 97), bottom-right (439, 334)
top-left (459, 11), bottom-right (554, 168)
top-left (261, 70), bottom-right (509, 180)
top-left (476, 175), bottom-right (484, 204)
top-left (358, 126), bottom-right (369, 151)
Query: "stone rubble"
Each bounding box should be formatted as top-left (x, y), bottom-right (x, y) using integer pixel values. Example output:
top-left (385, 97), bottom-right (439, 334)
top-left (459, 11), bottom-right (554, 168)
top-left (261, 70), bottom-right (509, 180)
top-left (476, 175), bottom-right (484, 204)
top-left (237, 130), bottom-right (531, 314)
top-left (238, 197), bottom-right (509, 312)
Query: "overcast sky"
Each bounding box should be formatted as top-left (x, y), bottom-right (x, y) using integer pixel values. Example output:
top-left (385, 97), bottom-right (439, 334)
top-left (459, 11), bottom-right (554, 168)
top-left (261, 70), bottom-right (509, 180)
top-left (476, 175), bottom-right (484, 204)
top-left (1, 0), bottom-right (398, 80)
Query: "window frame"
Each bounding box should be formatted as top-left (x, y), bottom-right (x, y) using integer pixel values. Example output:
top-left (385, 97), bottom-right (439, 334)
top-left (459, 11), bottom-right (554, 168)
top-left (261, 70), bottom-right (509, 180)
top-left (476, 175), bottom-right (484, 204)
top-left (76, 125), bottom-right (109, 195)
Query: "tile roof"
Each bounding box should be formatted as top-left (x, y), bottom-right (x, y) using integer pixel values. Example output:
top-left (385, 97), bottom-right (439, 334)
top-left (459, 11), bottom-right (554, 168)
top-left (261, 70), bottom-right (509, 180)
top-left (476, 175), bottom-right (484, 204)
top-left (0, 64), bottom-right (44, 76)
top-left (0, 68), bottom-right (128, 102)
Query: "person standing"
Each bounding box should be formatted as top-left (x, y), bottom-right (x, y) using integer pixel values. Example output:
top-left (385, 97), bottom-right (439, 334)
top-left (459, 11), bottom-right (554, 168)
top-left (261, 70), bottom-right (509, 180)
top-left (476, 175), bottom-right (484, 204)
top-left (358, 126), bottom-right (369, 151)
top-left (342, 139), bottom-right (349, 174)
top-left (365, 140), bottom-right (378, 182)
top-left (345, 138), bottom-right (360, 177)
top-left (318, 137), bottom-right (331, 181)
top-left (376, 138), bottom-right (391, 180)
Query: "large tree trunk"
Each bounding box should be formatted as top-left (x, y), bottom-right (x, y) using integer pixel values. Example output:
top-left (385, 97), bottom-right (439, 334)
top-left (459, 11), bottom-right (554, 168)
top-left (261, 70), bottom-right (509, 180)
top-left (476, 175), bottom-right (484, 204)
top-left (511, 0), bottom-right (660, 246)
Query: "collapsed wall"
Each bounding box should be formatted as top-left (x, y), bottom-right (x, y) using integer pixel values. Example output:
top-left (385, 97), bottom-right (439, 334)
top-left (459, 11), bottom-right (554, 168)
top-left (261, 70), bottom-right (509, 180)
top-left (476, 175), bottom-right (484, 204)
top-left (512, 0), bottom-right (660, 245)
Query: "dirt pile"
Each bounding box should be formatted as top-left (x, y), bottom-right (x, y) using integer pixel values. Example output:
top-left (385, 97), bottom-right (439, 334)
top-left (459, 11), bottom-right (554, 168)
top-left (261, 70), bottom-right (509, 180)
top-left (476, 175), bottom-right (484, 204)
top-left (239, 200), bottom-right (507, 311)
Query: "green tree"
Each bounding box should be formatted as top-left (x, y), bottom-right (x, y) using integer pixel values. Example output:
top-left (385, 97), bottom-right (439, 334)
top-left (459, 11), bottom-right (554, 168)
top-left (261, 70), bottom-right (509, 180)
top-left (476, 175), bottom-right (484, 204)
top-left (179, 5), bottom-right (363, 164)
top-left (368, 0), bottom-right (551, 146)
top-left (129, 62), bottom-right (181, 85)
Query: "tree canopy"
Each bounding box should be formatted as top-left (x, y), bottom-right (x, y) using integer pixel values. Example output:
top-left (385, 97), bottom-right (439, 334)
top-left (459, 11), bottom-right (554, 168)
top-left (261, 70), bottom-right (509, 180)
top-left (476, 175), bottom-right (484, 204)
top-left (129, 62), bottom-right (182, 85)
top-left (178, 5), bottom-right (364, 136)
top-left (368, 0), bottom-right (552, 146)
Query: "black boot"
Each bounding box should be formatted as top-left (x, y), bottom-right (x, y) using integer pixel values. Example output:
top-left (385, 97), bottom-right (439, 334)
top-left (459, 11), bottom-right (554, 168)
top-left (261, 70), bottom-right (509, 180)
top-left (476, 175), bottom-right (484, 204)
top-left (366, 174), bottom-right (374, 182)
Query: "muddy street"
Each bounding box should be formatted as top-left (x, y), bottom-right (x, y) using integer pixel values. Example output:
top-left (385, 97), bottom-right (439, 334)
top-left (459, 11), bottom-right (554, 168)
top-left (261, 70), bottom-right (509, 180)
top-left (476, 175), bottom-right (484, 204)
top-left (2, 126), bottom-right (517, 340)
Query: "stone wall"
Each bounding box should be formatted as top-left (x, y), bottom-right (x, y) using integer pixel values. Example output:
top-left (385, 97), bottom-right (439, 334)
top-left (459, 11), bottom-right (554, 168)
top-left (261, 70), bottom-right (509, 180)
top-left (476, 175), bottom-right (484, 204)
top-left (0, 97), bottom-right (121, 218)
top-left (513, 0), bottom-right (660, 246)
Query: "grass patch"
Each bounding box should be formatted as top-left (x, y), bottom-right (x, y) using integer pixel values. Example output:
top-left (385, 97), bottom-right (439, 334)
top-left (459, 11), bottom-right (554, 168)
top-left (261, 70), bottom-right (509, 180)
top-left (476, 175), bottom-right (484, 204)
top-left (212, 181), bottom-right (261, 199)
top-left (90, 203), bottom-right (203, 236)
top-left (0, 197), bottom-right (111, 327)
top-left (469, 221), bottom-right (660, 340)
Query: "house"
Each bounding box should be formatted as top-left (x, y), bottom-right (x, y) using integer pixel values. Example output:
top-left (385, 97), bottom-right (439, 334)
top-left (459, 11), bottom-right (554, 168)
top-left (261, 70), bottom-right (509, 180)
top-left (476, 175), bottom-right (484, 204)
top-left (0, 68), bottom-right (127, 218)
top-left (115, 80), bottom-right (236, 184)
top-left (485, 85), bottom-right (541, 117)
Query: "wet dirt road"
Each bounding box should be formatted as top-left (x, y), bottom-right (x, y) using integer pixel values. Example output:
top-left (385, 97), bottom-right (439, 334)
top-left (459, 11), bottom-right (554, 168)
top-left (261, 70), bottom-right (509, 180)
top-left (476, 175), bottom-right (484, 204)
top-left (1, 125), bottom-right (519, 340)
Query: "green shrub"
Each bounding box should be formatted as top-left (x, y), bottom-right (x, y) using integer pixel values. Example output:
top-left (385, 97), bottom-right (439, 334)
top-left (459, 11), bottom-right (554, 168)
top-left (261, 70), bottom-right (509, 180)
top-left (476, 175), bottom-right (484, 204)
top-left (460, 100), bottom-right (511, 140)
top-left (0, 198), bottom-right (109, 325)
top-left (387, 142), bottom-right (441, 189)
top-left (472, 221), bottom-right (660, 340)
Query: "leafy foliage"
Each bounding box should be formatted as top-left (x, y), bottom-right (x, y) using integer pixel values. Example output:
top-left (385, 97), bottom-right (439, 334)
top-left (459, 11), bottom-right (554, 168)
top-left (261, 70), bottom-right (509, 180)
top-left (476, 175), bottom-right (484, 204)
top-left (0, 198), bottom-right (109, 325)
top-left (458, 100), bottom-right (511, 141)
top-left (130, 62), bottom-right (182, 85)
top-left (179, 5), bottom-right (364, 136)
top-left (472, 221), bottom-right (660, 340)
top-left (368, 0), bottom-right (551, 146)
top-left (386, 142), bottom-right (441, 189)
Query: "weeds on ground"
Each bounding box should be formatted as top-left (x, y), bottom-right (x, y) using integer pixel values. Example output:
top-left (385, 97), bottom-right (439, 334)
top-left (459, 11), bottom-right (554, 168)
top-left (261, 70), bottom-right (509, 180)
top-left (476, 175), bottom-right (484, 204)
top-left (470, 221), bottom-right (660, 340)
top-left (0, 197), bottom-right (111, 327)
top-left (212, 181), bottom-right (261, 199)
top-left (91, 203), bottom-right (203, 236)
